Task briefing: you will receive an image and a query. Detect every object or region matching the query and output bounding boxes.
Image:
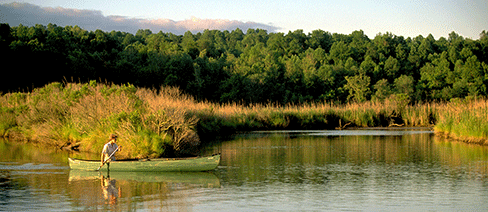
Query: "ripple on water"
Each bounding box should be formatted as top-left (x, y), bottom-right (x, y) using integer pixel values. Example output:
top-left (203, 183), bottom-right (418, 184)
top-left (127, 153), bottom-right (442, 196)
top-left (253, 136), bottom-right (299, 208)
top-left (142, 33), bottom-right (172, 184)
top-left (0, 162), bottom-right (68, 174)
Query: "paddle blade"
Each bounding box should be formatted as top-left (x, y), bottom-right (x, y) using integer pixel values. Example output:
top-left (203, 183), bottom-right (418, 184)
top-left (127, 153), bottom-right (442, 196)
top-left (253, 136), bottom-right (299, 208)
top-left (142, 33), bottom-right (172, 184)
top-left (96, 164), bottom-right (103, 171)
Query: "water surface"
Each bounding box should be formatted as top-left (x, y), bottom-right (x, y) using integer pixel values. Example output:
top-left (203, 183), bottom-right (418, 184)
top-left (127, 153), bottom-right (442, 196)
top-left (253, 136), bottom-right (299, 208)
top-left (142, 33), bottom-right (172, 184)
top-left (1, 129), bottom-right (488, 211)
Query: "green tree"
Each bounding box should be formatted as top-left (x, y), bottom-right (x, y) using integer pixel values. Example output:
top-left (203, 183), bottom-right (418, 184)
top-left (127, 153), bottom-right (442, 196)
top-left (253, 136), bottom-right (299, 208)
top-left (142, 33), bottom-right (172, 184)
top-left (135, 29), bottom-right (153, 41)
top-left (226, 28), bottom-right (244, 55)
top-left (372, 79), bottom-right (391, 101)
top-left (165, 52), bottom-right (194, 90)
top-left (241, 28), bottom-right (267, 48)
top-left (349, 30), bottom-right (370, 61)
top-left (373, 32), bottom-right (395, 62)
top-left (454, 55), bottom-right (486, 97)
top-left (181, 31), bottom-right (199, 59)
top-left (393, 75), bottom-right (414, 99)
top-left (219, 74), bottom-right (252, 103)
top-left (315, 64), bottom-right (338, 101)
top-left (418, 34), bottom-right (435, 59)
top-left (384, 56), bottom-right (400, 82)
top-left (480, 30), bottom-right (488, 64)
top-left (329, 41), bottom-right (351, 64)
top-left (344, 74), bottom-right (371, 102)
top-left (419, 52), bottom-right (451, 100)
top-left (267, 32), bottom-right (286, 57)
top-left (191, 56), bottom-right (229, 101)
top-left (306, 29), bottom-right (332, 51)
top-left (285, 29), bottom-right (307, 56)
top-left (197, 30), bottom-right (218, 57)
top-left (284, 55), bottom-right (306, 102)
top-left (407, 35), bottom-right (424, 73)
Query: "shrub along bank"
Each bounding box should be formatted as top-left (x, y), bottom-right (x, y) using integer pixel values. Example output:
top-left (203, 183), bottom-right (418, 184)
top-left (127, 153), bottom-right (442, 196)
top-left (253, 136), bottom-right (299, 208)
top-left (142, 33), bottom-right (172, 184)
top-left (0, 81), bottom-right (201, 158)
top-left (0, 82), bottom-right (486, 158)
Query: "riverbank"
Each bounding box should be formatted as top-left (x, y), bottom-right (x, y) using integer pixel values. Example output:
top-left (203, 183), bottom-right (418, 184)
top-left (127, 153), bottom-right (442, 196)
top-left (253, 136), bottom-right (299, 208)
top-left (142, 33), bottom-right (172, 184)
top-left (1, 82), bottom-right (487, 157)
top-left (0, 82), bottom-right (200, 158)
top-left (434, 98), bottom-right (488, 145)
top-left (192, 97), bottom-right (436, 138)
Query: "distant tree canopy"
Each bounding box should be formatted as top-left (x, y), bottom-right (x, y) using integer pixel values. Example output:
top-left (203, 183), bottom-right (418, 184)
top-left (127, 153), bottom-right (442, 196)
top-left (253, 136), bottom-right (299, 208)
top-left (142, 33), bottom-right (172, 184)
top-left (1, 23), bottom-right (487, 104)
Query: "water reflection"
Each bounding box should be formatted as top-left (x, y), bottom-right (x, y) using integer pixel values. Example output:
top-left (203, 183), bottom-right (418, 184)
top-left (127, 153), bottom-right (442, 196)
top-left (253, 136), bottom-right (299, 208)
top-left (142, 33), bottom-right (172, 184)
top-left (2, 131), bottom-right (488, 211)
top-left (0, 170), bottom-right (13, 191)
top-left (211, 130), bottom-right (488, 211)
top-left (67, 170), bottom-right (221, 210)
top-left (101, 175), bottom-right (120, 205)
top-left (245, 128), bottom-right (434, 138)
top-left (69, 170), bottom-right (220, 186)
top-left (0, 139), bottom-right (222, 211)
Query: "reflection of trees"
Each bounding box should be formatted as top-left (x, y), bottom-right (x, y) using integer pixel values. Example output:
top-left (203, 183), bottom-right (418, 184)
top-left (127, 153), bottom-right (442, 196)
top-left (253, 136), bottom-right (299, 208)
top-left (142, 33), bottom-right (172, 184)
top-left (220, 132), bottom-right (488, 184)
top-left (433, 137), bottom-right (488, 176)
top-left (0, 171), bottom-right (17, 200)
top-left (0, 139), bottom-right (70, 164)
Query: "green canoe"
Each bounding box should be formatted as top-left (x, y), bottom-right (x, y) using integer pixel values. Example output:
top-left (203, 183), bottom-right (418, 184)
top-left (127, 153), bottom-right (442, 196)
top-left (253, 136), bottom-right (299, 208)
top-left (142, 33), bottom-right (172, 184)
top-left (68, 154), bottom-right (220, 172)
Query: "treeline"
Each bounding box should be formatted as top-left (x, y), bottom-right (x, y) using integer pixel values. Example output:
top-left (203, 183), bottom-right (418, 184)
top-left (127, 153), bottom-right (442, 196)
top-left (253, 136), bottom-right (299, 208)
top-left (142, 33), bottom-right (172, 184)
top-left (1, 23), bottom-right (487, 104)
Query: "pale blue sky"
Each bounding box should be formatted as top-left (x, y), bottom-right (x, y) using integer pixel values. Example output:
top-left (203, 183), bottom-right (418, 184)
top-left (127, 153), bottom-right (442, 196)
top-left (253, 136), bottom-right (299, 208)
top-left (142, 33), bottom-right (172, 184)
top-left (1, 0), bottom-right (487, 39)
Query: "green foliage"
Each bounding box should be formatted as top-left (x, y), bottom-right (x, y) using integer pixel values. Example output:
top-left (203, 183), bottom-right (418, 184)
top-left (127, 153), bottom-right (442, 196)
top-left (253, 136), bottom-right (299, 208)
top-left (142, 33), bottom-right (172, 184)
top-left (1, 23), bottom-right (488, 105)
top-left (3, 22), bottom-right (488, 147)
top-left (0, 109), bottom-right (17, 136)
top-left (344, 74), bottom-right (371, 102)
top-left (269, 111), bottom-right (288, 128)
top-left (394, 75), bottom-right (415, 99)
top-left (131, 130), bottom-right (172, 158)
top-left (435, 99), bottom-right (488, 143)
top-left (0, 82), bottom-right (201, 158)
top-left (372, 79), bottom-right (391, 101)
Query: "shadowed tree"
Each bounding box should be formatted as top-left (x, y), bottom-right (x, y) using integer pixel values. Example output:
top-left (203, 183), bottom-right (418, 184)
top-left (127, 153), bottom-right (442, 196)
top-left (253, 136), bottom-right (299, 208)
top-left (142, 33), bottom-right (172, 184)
top-left (372, 79), bottom-right (391, 102)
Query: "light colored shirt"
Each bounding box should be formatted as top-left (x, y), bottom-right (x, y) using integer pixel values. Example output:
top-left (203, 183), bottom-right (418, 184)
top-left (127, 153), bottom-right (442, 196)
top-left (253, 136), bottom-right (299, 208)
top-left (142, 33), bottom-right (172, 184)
top-left (102, 142), bottom-right (119, 160)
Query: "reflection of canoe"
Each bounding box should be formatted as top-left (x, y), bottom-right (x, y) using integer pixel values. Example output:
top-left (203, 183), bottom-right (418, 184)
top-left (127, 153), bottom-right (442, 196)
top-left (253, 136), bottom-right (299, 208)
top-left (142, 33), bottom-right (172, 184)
top-left (69, 170), bottom-right (221, 187)
top-left (68, 155), bottom-right (220, 172)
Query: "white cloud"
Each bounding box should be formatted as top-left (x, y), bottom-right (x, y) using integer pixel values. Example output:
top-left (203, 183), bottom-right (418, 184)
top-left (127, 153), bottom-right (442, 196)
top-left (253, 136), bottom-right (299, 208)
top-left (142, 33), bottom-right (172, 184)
top-left (0, 2), bottom-right (279, 34)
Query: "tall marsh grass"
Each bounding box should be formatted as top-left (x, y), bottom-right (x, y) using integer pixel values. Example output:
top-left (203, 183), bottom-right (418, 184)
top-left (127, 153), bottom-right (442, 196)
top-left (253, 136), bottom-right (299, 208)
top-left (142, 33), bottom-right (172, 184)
top-left (1, 82), bottom-right (486, 157)
top-left (434, 98), bottom-right (488, 144)
top-left (0, 82), bottom-right (200, 158)
top-left (192, 96), bottom-right (437, 138)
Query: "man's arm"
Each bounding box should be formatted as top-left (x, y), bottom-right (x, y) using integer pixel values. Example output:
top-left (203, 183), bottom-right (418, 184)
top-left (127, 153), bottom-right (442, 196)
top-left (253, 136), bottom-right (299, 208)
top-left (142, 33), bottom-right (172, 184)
top-left (101, 144), bottom-right (107, 164)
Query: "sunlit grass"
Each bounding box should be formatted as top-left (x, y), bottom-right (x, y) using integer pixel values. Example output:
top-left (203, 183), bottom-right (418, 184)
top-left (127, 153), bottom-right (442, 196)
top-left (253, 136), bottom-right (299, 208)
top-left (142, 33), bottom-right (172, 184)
top-left (434, 98), bottom-right (488, 144)
top-left (193, 96), bottom-right (437, 137)
top-left (0, 82), bottom-right (197, 157)
top-left (1, 82), bottom-right (487, 157)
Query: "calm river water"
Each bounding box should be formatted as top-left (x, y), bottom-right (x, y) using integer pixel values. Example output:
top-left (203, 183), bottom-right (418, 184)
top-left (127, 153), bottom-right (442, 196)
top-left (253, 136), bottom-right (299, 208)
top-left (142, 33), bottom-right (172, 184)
top-left (2, 129), bottom-right (488, 211)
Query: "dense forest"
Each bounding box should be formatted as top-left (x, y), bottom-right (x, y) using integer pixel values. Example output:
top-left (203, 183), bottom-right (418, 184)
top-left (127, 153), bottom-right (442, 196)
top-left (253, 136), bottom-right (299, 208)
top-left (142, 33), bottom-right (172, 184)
top-left (1, 23), bottom-right (487, 104)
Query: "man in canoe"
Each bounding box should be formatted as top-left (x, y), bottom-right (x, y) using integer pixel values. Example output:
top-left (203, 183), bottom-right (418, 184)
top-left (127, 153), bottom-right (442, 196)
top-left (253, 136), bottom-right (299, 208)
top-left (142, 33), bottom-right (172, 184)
top-left (101, 134), bottom-right (121, 166)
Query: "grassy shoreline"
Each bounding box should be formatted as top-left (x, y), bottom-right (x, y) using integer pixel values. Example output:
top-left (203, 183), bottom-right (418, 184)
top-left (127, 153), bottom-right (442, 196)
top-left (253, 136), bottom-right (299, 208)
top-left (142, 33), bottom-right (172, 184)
top-left (434, 98), bottom-right (488, 145)
top-left (1, 82), bottom-right (486, 157)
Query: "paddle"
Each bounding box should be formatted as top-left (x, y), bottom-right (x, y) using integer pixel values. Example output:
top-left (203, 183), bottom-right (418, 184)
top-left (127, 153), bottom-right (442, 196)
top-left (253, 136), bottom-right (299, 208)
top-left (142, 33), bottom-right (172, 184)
top-left (97, 146), bottom-right (119, 171)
